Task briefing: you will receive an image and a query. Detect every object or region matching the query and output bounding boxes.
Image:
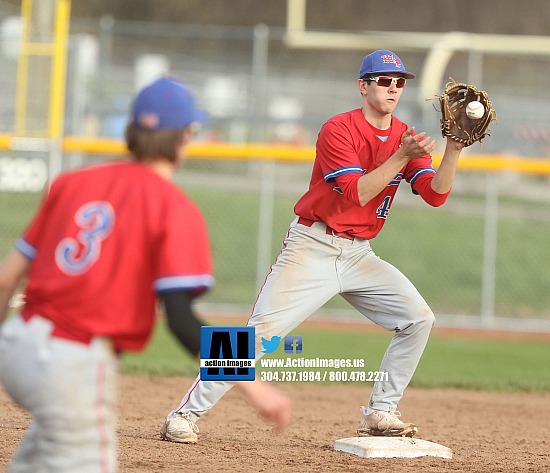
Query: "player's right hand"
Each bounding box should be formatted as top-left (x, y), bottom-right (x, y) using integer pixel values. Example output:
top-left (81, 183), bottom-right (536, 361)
top-left (258, 387), bottom-right (292, 434)
top-left (236, 380), bottom-right (291, 433)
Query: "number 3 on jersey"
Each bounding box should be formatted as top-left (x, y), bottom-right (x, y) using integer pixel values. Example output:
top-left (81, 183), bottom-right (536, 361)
top-left (376, 196), bottom-right (392, 219)
top-left (55, 201), bottom-right (115, 275)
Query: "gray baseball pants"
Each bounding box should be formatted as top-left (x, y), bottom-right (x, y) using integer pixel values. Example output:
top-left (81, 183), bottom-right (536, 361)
top-left (175, 217), bottom-right (435, 419)
top-left (0, 314), bottom-right (118, 473)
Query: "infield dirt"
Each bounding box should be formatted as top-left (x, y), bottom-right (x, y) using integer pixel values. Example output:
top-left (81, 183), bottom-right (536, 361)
top-left (2, 373), bottom-right (549, 472)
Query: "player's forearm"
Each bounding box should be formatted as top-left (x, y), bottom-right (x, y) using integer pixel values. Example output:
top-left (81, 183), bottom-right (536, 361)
top-left (0, 250), bottom-right (29, 324)
top-left (234, 379), bottom-right (291, 432)
top-left (161, 289), bottom-right (204, 356)
top-left (430, 139), bottom-right (463, 194)
top-left (356, 153), bottom-right (409, 206)
top-left (0, 291), bottom-right (13, 323)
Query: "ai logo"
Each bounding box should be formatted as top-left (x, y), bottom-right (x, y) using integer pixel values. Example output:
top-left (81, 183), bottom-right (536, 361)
top-left (200, 326), bottom-right (255, 381)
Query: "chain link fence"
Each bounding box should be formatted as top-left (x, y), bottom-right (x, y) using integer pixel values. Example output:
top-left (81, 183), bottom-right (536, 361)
top-left (1, 15), bottom-right (550, 331)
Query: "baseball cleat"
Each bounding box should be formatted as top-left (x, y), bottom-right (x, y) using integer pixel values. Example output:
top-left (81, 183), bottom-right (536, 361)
top-left (357, 406), bottom-right (418, 438)
top-left (160, 410), bottom-right (199, 443)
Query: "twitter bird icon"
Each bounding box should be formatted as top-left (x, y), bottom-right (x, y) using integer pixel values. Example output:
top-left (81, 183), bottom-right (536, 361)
top-left (261, 336), bottom-right (282, 354)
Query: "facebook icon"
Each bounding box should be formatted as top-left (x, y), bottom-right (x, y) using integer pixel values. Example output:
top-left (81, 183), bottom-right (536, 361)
top-left (284, 335), bottom-right (302, 354)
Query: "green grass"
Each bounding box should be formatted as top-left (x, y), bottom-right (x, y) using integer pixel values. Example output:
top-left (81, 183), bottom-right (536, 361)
top-left (0, 192), bottom-right (41, 254)
top-left (121, 321), bottom-right (199, 377)
top-left (415, 336), bottom-right (550, 391)
top-left (121, 320), bottom-right (550, 392)
top-left (184, 186), bottom-right (550, 317)
top-left (376, 205), bottom-right (550, 316)
top-left (3, 180), bottom-right (550, 318)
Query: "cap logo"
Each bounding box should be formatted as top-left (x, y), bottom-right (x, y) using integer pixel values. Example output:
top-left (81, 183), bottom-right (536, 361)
top-left (381, 54), bottom-right (402, 68)
top-left (138, 113), bottom-right (159, 129)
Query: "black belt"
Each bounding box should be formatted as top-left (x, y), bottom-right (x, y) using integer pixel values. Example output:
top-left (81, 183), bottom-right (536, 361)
top-left (297, 217), bottom-right (355, 241)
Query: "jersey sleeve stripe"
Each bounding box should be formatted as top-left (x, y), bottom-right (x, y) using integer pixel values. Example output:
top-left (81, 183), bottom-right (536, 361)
top-left (15, 238), bottom-right (37, 260)
top-left (324, 166), bottom-right (364, 182)
top-left (388, 173), bottom-right (403, 186)
top-left (409, 168), bottom-right (435, 186)
top-left (154, 275), bottom-right (215, 293)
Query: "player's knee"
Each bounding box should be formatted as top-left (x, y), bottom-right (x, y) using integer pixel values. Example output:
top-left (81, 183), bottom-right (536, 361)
top-left (415, 306), bottom-right (435, 331)
top-left (403, 305), bottom-right (434, 334)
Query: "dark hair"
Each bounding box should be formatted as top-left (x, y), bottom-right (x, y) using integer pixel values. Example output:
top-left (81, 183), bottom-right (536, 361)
top-left (125, 123), bottom-right (185, 163)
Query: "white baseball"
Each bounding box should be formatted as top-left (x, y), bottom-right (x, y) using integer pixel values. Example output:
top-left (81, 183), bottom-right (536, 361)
top-left (466, 101), bottom-right (484, 120)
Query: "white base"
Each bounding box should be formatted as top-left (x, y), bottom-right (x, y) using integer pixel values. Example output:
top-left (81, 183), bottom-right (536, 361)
top-left (334, 436), bottom-right (452, 459)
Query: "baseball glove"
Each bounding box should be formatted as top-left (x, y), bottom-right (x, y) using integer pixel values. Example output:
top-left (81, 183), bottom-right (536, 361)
top-left (435, 78), bottom-right (497, 147)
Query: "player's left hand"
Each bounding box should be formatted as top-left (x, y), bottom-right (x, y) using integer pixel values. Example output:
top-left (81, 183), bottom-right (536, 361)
top-left (435, 78), bottom-right (497, 147)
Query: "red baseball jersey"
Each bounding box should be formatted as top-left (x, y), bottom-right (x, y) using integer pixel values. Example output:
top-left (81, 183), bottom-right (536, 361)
top-left (294, 108), bottom-right (448, 239)
top-left (16, 160), bottom-right (213, 352)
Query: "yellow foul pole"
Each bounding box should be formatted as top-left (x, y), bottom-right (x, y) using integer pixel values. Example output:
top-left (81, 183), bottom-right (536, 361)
top-left (49, 0), bottom-right (71, 139)
top-left (14, 0), bottom-right (31, 135)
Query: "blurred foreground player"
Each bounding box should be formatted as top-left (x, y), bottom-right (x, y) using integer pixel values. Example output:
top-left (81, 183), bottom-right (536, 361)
top-left (0, 76), bottom-right (290, 473)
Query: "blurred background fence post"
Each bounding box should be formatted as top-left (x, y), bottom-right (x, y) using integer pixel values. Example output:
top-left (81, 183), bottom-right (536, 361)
top-left (480, 173), bottom-right (498, 328)
top-left (249, 23), bottom-right (276, 292)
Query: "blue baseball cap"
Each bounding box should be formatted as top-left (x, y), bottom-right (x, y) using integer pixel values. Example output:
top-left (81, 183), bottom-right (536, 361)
top-left (131, 76), bottom-right (208, 130)
top-left (359, 50), bottom-right (416, 79)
